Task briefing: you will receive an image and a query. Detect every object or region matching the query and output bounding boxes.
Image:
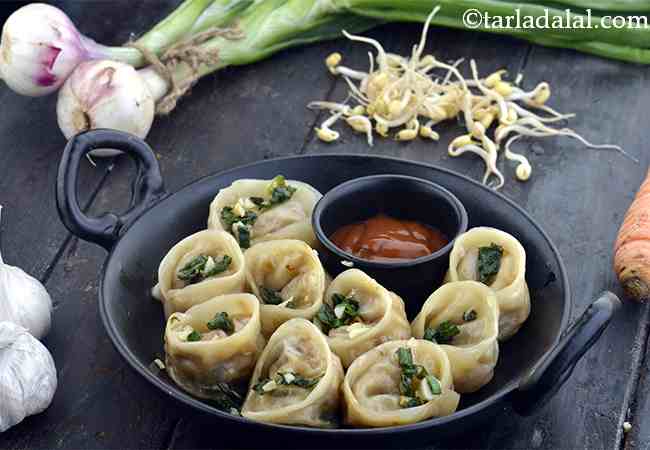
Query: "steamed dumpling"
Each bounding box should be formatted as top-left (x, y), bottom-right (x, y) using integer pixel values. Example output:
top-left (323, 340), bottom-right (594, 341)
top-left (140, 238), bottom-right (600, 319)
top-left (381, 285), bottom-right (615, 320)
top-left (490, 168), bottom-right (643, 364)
top-left (156, 230), bottom-right (246, 318)
top-left (207, 176), bottom-right (322, 249)
top-left (316, 269), bottom-right (411, 368)
top-left (446, 227), bottom-right (530, 340)
top-left (242, 319), bottom-right (344, 427)
top-left (245, 240), bottom-right (325, 336)
top-left (342, 338), bottom-right (460, 427)
top-left (164, 293), bottom-right (265, 399)
top-left (412, 281), bottom-right (499, 393)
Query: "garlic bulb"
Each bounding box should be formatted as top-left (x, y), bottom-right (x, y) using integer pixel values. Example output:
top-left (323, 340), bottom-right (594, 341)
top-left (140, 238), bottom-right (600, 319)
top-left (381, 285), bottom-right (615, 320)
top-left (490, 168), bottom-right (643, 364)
top-left (57, 60), bottom-right (161, 157)
top-left (0, 206), bottom-right (52, 340)
top-left (0, 321), bottom-right (57, 432)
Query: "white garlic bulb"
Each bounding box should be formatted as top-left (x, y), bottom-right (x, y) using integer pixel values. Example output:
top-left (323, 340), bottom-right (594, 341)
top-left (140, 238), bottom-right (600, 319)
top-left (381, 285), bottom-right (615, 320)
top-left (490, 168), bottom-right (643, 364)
top-left (0, 321), bottom-right (57, 432)
top-left (0, 206), bottom-right (52, 340)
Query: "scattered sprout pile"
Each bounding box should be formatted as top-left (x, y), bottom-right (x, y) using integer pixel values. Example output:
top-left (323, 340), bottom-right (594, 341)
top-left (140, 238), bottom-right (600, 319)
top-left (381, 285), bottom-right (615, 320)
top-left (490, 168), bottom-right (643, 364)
top-left (309, 8), bottom-right (632, 189)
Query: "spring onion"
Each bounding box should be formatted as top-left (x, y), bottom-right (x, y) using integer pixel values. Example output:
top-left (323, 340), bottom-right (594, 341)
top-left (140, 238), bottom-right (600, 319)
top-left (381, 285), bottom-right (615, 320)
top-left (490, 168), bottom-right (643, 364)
top-left (0, 4), bottom-right (141, 97)
top-left (335, 0), bottom-right (650, 64)
top-left (51, 0), bottom-right (378, 150)
top-left (0, 1), bottom-right (226, 97)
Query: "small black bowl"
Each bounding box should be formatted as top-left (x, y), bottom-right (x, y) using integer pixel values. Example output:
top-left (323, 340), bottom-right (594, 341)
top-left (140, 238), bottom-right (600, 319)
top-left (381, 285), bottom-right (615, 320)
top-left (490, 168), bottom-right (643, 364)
top-left (312, 174), bottom-right (468, 313)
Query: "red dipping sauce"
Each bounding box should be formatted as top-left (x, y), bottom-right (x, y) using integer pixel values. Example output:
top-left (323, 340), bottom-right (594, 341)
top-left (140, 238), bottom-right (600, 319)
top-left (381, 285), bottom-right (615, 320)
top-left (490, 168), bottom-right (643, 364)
top-left (329, 214), bottom-right (448, 262)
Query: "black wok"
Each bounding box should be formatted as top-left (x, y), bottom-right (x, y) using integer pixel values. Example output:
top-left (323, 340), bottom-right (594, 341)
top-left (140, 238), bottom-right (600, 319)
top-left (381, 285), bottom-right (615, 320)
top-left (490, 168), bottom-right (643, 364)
top-left (56, 129), bottom-right (620, 447)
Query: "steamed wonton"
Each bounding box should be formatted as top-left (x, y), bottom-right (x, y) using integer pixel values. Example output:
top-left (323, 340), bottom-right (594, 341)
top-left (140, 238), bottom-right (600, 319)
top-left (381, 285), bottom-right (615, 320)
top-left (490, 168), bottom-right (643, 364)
top-left (165, 293), bottom-right (265, 399)
top-left (317, 269), bottom-right (411, 368)
top-left (242, 319), bottom-right (344, 427)
top-left (446, 227), bottom-right (530, 340)
top-left (245, 239), bottom-right (325, 336)
top-left (157, 230), bottom-right (246, 318)
top-left (207, 176), bottom-right (321, 249)
top-left (412, 281), bottom-right (499, 393)
top-left (342, 338), bottom-right (460, 427)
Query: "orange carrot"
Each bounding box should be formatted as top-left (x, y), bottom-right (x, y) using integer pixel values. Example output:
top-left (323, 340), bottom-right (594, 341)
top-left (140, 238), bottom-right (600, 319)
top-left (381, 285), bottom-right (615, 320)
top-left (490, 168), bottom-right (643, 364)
top-left (614, 168), bottom-right (650, 302)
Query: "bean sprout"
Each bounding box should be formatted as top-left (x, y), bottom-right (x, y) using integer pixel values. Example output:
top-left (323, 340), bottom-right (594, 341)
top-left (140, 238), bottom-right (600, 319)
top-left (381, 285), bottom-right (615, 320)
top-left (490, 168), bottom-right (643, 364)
top-left (308, 7), bottom-right (631, 189)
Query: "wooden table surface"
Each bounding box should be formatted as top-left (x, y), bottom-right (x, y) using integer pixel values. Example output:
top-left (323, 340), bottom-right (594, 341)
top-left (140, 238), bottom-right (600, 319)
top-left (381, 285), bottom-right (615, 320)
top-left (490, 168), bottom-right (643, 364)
top-left (1, 1), bottom-right (649, 449)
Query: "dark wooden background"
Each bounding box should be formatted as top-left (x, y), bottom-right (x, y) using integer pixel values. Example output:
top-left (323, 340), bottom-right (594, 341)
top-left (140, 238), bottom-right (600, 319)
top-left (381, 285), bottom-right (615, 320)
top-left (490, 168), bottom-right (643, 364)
top-left (1, 1), bottom-right (649, 449)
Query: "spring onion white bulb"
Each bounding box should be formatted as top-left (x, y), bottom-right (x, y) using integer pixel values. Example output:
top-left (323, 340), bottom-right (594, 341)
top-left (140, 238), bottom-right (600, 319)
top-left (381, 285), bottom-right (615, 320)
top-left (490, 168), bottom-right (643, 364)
top-left (0, 3), bottom-right (141, 97)
top-left (0, 206), bottom-right (52, 340)
top-left (57, 60), bottom-right (169, 156)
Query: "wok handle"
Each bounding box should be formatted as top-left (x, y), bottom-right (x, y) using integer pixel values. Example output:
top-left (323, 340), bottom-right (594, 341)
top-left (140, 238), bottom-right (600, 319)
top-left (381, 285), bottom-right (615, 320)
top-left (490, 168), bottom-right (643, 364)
top-left (510, 291), bottom-right (621, 415)
top-left (56, 129), bottom-right (166, 251)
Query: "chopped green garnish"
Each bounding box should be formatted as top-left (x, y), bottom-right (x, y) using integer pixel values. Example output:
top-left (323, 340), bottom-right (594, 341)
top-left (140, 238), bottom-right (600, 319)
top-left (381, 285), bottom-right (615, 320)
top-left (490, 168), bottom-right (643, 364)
top-left (270, 184), bottom-right (296, 205)
top-left (313, 293), bottom-right (360, 334)
top-left (426, 375), bottom-right (442, 395)
top-left (399, 396), bottom-right (424, 408)
top-left (221, 207), bottom-right (257, 229)
top-left (277, 372), bottom-right (322, 389)
top-left (423, 327), bottom-right (435, 342)
top-left (263, 175), bottom-right (297, 209)
top-left (314, 304), bottom-right (338, 333)
top-left (267, 175), bottom-right (290, 194)
top-left (207, 311), bottom-right (235, 334)
top-left (203, 255), bottom-right (232, 278)
top-left (477, 243), bottom-right (504, 285)
top-left (177, 255), bottom-right (208, 283)
top-left (177, 255), bottom-right (231, 284)
top-left (187, 330), bottom-right (202, 342)
top-left (250, 196), bottom-right (266, 206)
top-left (252, 378), bottom-right (271, 395)
top-left (260, 287), bottom-right (284, 305)
top-left (220, 207), bottom-right (238, 229)
top-left (252, 372), bottom-right (322, 396)
top-left (396, 347), bottom-right (414, 367)
top-left (236, 225), bottom-right (251, 249)
top-left (423, 320), bottom-right (460, 345)
top-left (463, 309), bottom-right (478, 322)
top-left (399, 373), bottom-right (415, 397)
top-left (396, 347), bottom-right (434, 408)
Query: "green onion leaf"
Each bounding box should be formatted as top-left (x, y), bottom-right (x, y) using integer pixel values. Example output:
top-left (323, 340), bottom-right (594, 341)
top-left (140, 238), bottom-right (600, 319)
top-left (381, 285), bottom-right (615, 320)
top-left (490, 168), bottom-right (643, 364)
top-left (250, 197), bottom-right (266, 206)
top-left (426, 375), bottom-right (442, 395)
top-left (399, 373), bottom-right (415, 397)
top-left (220, 207), bottom-right (239, 229)
top-left (399, 396), bottom-right (423, 408)
top-left (396, 347), bottom-right (414, 368)
top-left (207, 311), bottom-right (235, 334)
top-left (221, 207), bottom-right (258, 229)
top-left (253, 378), bottom-right (270, 395)
top-left (177, 255), bottom-right (208, 283)
top-left (314, 293), bottom-right (360, 334)
top-left (263, 175), bottom-right (297, 209)
top-left (202, 255), bottom-right (232, 278)
top-left (177, 254), bottom-right (231, 285)
top-left (276, 372), bottom-right (322, 389)
top-left (237, 225), bottom-right (251, 249)
top-left (478, 243), bottom-right (504, 285)
top-left (187, 330), bottom-right (202, 342)
top-left (423, 327), bottom-right (437, 342)
top-left (260, 287), bottom-right (284, 305)
top-left (314, 303), bottom-right (339, 334)
top-left (423, 321), bottom-right (460, 345)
